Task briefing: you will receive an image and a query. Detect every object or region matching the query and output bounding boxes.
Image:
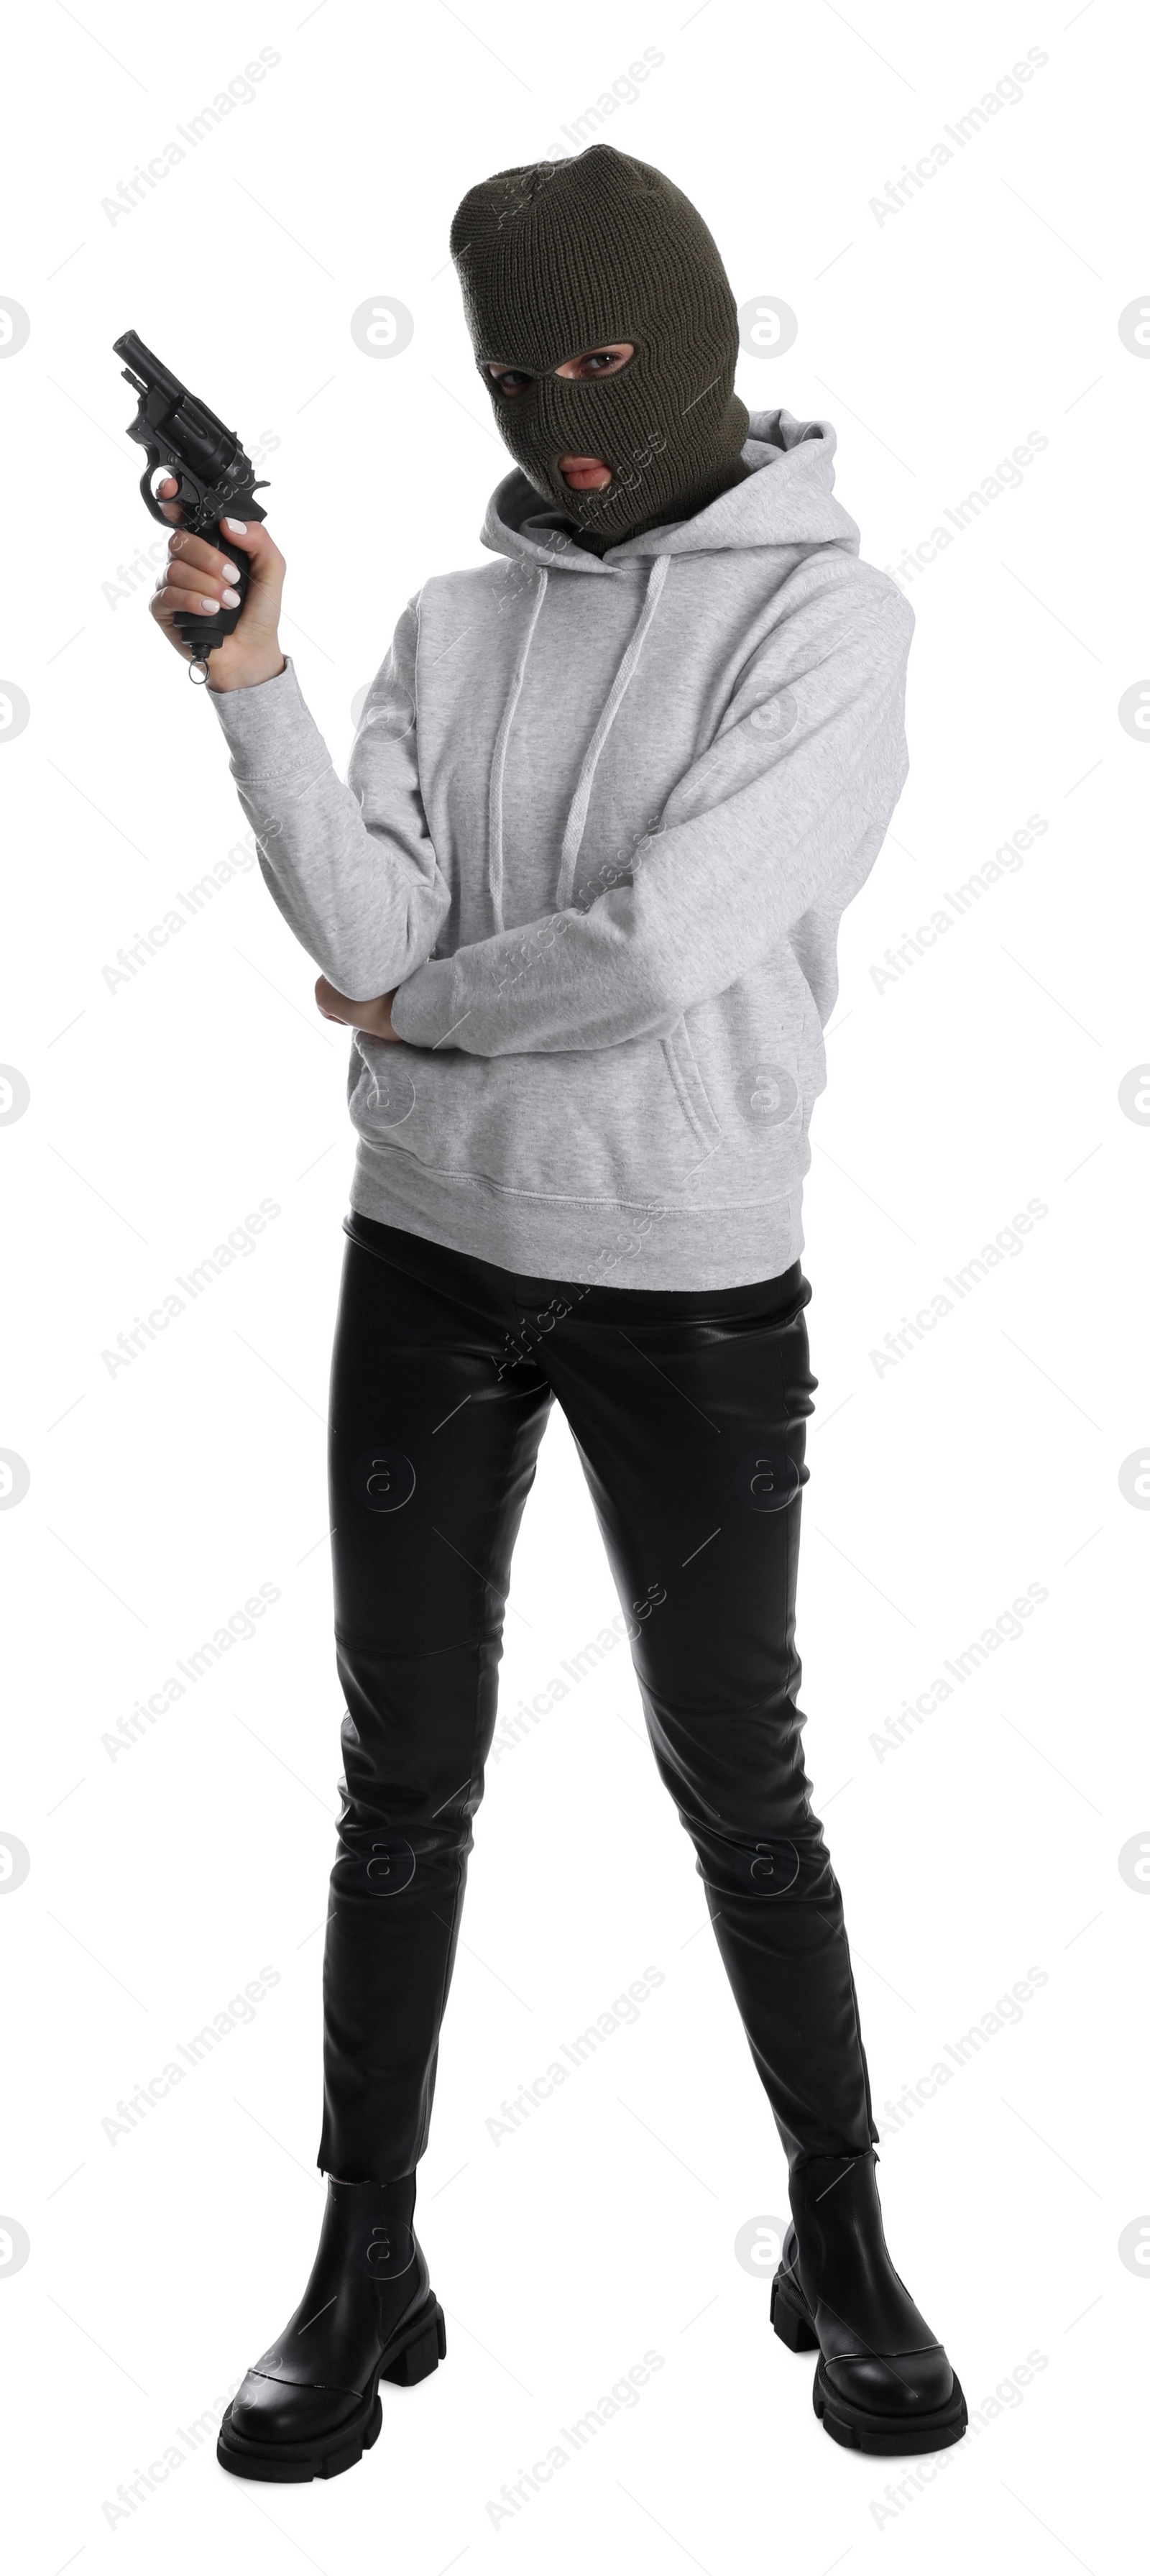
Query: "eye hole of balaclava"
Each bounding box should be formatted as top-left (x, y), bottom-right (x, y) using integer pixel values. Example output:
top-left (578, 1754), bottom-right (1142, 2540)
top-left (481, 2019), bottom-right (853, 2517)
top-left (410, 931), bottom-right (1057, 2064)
top-left (449, 145), bottom-right (750, 549)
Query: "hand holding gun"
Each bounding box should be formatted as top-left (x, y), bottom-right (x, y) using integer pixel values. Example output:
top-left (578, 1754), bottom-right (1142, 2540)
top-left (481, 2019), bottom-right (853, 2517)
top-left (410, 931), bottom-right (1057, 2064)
top-left (113, 328), bottom-right (286, 691)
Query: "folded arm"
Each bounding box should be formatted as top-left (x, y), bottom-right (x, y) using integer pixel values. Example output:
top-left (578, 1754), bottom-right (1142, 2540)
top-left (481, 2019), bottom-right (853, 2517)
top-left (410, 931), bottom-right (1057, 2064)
top-left (208, 597), bottom-right (451, 996)
top-left (390, 581), bottom-right (914, 1057)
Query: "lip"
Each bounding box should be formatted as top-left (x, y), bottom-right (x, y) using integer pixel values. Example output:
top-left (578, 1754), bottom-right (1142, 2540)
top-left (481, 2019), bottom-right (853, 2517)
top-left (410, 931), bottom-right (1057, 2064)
top-left (558, 455), bottom-right (613, 490)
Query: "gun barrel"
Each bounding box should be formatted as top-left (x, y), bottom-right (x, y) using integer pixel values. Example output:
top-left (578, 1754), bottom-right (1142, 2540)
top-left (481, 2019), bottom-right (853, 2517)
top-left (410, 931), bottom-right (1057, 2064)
top-left (112, 329), bottom-right (184, 407)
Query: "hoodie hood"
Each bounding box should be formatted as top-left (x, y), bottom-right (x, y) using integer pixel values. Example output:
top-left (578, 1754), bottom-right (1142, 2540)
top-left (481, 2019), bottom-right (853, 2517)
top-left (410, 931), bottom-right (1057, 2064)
top-left (479, 411), bottom-right (861, 572)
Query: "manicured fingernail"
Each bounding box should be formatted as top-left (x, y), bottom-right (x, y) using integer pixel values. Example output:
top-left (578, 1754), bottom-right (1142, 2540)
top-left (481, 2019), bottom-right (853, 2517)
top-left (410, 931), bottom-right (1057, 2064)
top-left (221, 560), bottom-right (241, 582)
top-left (221, 587), bottom-right (241, 608)
top-left (199, 597), bottom-right (221, 613)
top-left (224, 517), bottom-right (247, 533)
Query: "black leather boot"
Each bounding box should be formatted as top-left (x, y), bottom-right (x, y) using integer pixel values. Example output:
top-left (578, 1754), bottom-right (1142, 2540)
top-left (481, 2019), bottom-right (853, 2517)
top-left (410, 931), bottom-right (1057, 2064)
top-left (770, 2150), bottom-right (966, 2454)
top-left (217, 2173), bottom-right (445, 2483)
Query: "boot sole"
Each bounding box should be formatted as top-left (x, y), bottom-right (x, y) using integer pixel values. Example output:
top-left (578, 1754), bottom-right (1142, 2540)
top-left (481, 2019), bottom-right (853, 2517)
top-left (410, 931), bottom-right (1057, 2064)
top-left (216, 2295), bottom-right (446, 2483)
top-left (813, 2356), bottom-right (968, 2455)
top-left (772, 2270), bottom-right (967, 2456)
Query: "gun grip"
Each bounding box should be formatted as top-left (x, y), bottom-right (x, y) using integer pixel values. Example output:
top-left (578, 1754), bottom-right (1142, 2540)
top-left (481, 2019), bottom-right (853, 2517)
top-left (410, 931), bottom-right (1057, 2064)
top-left (171, 507), bottom-right (262, 662)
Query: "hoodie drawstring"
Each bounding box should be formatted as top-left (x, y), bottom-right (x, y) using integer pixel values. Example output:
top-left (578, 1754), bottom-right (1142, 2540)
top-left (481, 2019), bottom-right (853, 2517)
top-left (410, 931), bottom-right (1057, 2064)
top-left (487, 567), bottom-right (549, 935)
top-left (554, 554), bottom-right (669, 912)
top-left (487, 554), bottom-right (670, 932)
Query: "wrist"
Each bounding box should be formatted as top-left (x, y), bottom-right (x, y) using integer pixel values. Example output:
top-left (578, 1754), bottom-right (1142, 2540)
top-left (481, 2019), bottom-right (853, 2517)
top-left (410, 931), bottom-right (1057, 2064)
top-left (208, 649), bottom-right (287, 695)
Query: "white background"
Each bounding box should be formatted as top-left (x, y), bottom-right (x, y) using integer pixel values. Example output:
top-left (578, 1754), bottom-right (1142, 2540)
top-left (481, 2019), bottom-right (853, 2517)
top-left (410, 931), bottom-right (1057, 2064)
top-left (1, 2), bottom-right (1146, 2568)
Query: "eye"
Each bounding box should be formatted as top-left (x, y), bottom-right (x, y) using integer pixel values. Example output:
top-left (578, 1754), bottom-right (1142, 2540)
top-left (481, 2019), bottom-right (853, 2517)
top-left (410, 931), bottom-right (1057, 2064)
top-left (556, 344), bottom-right (635, 382)
top-left (487, 365), bottom-right (533, 398)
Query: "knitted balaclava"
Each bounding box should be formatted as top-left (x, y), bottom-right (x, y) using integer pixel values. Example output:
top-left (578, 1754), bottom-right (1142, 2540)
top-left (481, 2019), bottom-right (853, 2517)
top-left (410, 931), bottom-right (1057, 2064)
top-left (450, 145), bottom-right (750, 549)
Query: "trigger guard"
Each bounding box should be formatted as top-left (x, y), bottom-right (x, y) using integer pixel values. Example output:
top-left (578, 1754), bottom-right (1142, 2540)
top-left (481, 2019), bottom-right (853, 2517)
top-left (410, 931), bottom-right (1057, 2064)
top-left (137, 457), bottom-right (203, 524)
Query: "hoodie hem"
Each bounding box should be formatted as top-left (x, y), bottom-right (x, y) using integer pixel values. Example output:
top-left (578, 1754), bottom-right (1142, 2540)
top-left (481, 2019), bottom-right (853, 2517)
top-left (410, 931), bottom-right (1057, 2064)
top-left (349, 1138), bottom-right (804, 1291)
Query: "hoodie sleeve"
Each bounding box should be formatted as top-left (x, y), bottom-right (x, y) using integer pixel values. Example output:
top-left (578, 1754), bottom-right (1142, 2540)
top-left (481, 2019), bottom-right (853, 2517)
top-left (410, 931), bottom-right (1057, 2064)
top-left (207, 600), bottom-right (451, 996)
top-left (390, 580), bottom-right (914, 1057)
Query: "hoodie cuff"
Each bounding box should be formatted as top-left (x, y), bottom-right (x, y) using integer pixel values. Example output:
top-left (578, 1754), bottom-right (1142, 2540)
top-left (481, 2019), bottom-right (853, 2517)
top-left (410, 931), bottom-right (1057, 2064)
top-left (206, 654), bottom-right (321, 781)
top-left (390, 955), bottom-right (460, 1049)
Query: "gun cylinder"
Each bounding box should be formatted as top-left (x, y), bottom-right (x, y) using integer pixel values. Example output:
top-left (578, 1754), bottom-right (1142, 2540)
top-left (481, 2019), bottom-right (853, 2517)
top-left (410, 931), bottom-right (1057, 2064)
top-left (169, 398), bottom-right (238, 479)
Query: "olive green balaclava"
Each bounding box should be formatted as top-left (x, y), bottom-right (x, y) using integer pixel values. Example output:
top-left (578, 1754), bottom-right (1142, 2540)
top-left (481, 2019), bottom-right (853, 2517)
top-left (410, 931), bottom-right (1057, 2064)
top-left (450, 145), bottom-right (750, 551)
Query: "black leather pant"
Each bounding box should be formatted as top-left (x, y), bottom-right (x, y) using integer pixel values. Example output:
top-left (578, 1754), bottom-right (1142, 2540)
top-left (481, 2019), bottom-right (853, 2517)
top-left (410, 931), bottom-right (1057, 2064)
top-left (319, 1214), bottom-right (878, 2184)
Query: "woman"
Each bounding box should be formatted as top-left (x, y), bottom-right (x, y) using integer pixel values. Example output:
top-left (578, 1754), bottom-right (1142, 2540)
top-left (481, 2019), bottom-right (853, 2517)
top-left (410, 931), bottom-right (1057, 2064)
top-left (150, 145), bottom-right (965, 2482)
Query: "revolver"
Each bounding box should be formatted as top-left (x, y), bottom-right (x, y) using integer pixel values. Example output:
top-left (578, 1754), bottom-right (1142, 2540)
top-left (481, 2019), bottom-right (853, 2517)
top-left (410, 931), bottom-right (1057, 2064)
top-left (112, 329), bottom-right (270, 680)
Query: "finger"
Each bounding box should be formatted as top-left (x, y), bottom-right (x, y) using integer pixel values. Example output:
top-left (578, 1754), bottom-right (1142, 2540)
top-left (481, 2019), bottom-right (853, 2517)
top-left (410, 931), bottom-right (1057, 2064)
top-left (165, 528), bottom-right (244, 582)
top-left (160, 554), bottom-right (242, 605)
top-left (151, 583), bottom-right (231, 624)
top-left (161, 554), bottom-right (225, 590)
top-left (157, 475), bottom-right (185, 527)
top-left (215, 515), bottom-right (285, 587)
top-left (147, 585), bottom-right (193, 651)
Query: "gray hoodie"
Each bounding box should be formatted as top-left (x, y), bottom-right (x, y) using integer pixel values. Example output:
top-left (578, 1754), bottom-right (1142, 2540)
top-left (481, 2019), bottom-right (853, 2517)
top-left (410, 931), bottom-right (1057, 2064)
top-left (210, 409), bottom-right (914, 1288)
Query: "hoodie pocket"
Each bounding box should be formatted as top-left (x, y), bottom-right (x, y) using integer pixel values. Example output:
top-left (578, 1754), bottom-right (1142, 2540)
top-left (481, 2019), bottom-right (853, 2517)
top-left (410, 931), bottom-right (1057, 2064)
top-left (660, 1017), bottom-right (725, 1165)
top-left (349, 1027), bottom-right (721, 1203)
